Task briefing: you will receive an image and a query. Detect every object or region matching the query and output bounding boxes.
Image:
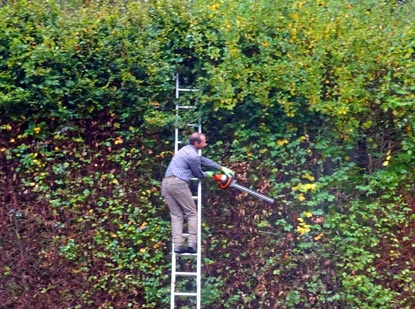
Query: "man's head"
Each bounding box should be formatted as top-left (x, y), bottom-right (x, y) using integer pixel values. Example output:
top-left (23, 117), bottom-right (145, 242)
top-left (189, 132), bottom-right (207, 150)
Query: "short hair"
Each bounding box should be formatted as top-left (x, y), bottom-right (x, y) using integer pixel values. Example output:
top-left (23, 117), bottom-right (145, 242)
top-left (189, 132), bottom-right (204, 145)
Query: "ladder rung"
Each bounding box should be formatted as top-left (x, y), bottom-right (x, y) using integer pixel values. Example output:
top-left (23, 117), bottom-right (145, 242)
top-left (177, 105), bottom-right (196, 109)
top-left (187, 123), bottom-right (199, 127)
top-left (178, 88), bottom-right (198, 92)
top-left (174, 292), bottom-right (198, 296)
top-left (175, 252), bottom-right (197, 256)
top-left (175, 272), bottom-right (197, 276)
top-left (192, 196), bottom-right (199, 200)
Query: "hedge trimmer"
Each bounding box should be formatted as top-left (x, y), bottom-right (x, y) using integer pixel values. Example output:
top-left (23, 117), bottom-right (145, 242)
top-left (212, 174), bottom-right (275, 205)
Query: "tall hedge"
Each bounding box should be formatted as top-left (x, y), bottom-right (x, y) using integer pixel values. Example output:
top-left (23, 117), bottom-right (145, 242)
top-left (1, 0), bottom-right (414, 308)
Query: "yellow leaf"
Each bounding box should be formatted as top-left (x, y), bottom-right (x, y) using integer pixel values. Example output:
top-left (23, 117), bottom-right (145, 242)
top-left (276, 139), bottom-right (289, 146)
top-left (303, 183), bottom-right (316, 191)
top-left (302, 173), bottom-right (315, 181)
top-left (304, 211), bottom-right (313, 218)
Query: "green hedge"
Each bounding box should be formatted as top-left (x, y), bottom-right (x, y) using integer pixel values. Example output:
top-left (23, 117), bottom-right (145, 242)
top-left (1, 0), bottom-right (414, 308)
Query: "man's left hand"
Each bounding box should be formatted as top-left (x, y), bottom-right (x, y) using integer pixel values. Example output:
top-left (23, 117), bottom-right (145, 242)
top-left (221, 166), bottom-right (235, 177)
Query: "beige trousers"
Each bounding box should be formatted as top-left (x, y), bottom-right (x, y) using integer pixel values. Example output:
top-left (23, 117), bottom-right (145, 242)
top-left (161, 177), bottom-right (197, 248)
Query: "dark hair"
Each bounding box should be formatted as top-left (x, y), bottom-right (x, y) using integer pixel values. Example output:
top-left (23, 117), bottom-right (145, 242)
top-left (189, 132), bottom-right (203, 145)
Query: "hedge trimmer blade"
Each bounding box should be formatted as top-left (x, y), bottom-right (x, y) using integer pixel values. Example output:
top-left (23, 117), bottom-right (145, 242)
top-left (212, 174), bottom-right (275, 205)
top-left (230, 181), bottom-right (275, 205)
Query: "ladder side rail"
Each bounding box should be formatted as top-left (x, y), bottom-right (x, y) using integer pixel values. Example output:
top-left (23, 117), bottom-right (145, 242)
top-left (171, 74), bottom-right (180, 309)
top-left (196, 121), bottom-right (202, 309)
top-left (170, 249), bottom-right (176, 309)
top-left (174, 75), bottom-right (180, 154)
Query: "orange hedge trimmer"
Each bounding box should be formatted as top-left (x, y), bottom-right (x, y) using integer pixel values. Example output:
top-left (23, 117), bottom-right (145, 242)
top-left (212, 174), bottom-right (275, 205)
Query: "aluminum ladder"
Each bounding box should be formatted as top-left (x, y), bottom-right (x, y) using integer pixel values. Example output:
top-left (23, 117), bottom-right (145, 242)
top-left (171, 74), bottom-right (202, 309)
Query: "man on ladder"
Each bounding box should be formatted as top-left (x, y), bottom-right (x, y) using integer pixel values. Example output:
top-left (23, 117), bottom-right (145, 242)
top-left (161, 132), bottom-right (235, 254)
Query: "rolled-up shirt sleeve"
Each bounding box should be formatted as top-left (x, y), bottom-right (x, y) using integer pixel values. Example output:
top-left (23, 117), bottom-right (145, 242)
top-left (200, 156), bottom-right (221, 170)
top-left (189, 155), bottom-right (221, 180)
top-left (188, 156), bottom-right (205, 179)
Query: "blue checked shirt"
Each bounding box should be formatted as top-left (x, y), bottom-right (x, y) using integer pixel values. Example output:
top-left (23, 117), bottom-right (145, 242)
top-left (164, 144), bottom-right (221, 182)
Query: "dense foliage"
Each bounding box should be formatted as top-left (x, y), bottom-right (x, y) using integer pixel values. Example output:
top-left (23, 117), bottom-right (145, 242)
top-left (1, 0), bottom-right (414, 308)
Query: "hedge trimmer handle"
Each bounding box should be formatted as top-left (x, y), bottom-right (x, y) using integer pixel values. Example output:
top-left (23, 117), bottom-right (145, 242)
top-left (212, 174), bottom-right (233, 189)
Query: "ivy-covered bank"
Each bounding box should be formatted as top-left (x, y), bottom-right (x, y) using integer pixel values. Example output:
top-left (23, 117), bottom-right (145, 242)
top-left (1, 0), bottom-right (414, 308)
